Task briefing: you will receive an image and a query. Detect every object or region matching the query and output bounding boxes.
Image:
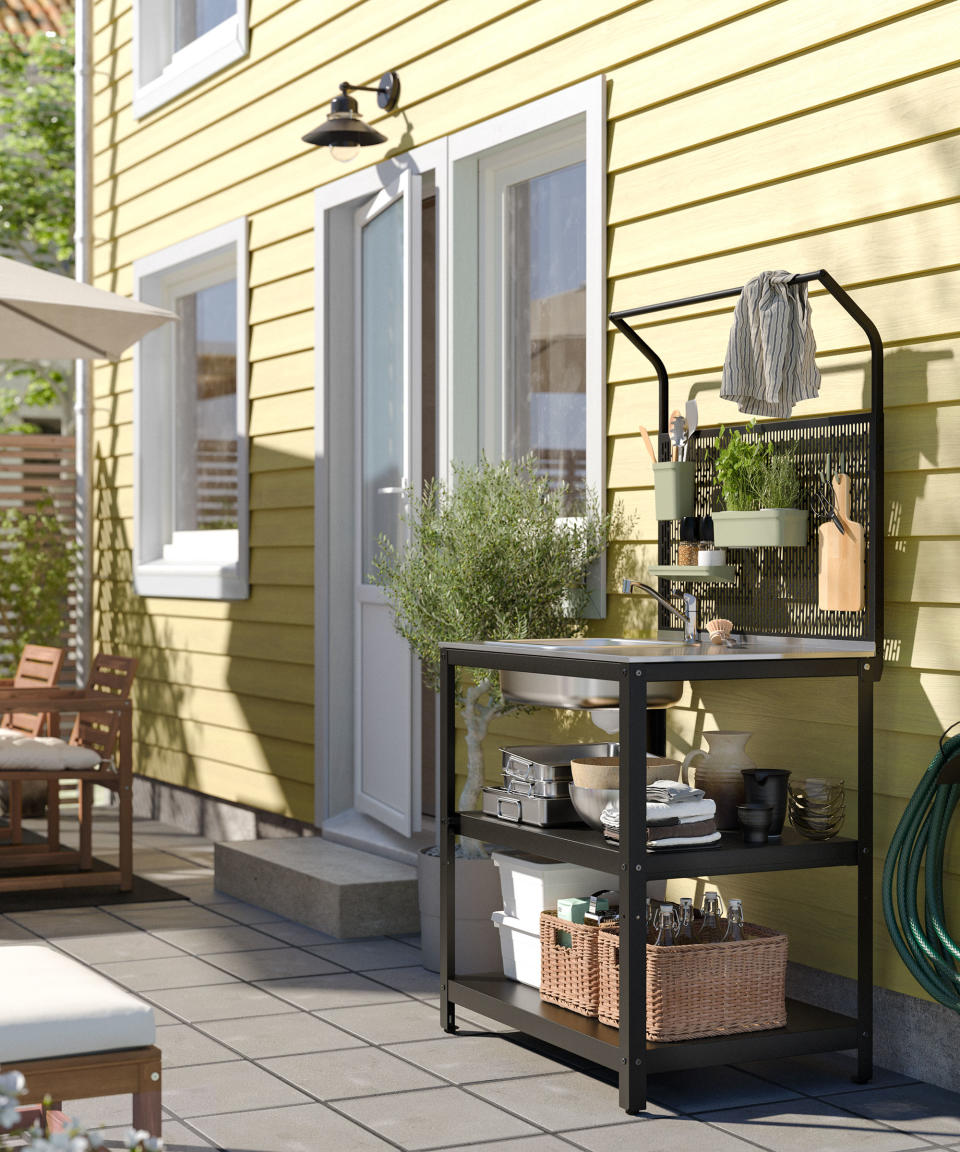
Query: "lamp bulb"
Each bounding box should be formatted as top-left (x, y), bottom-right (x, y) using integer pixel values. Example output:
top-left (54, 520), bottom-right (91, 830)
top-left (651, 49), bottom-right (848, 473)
top-left (330, 142), bottom-right (360, 163)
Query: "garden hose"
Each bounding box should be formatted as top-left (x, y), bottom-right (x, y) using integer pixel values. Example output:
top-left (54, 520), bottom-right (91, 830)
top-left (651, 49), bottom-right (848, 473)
top-left (882, 721), bottom-right (960, 1011)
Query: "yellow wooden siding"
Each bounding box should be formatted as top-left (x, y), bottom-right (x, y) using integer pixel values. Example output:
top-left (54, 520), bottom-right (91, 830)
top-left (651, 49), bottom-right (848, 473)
top-left (92, 0), bottom-right (958, 998)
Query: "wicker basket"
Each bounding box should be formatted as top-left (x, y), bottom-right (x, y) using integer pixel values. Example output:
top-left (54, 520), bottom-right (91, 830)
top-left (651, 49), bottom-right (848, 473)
top-left (597, 921), bottom-right (788, 1040)
top-left (539, 910), bottom-right (601, 1017)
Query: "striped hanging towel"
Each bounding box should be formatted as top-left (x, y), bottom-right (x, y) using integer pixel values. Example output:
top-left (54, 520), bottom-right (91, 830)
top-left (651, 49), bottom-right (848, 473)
top-left (720, 270), bottom-right (821, 418)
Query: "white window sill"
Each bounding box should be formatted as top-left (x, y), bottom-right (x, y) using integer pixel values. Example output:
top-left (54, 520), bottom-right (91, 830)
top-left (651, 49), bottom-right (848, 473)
top-left (134, 17), bottom-right (247, 119)
top-left (134, 559), bottom-right (248, 600)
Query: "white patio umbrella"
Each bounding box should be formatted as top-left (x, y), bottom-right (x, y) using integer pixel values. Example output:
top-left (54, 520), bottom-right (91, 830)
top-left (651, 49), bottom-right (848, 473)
top-left (0, 255), bottom-right (177, 359)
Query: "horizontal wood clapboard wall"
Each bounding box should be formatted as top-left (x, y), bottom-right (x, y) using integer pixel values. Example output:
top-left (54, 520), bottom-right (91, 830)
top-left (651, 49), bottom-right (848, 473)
top-left (91, 0), bottom-right (959, 999)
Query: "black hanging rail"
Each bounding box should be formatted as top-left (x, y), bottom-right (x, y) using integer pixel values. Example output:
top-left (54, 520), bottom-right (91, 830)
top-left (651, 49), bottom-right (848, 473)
top-left (608, 267), bottom-right (884, 664)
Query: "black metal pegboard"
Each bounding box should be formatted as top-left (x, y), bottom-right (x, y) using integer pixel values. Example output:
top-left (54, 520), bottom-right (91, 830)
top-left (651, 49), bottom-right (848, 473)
top-left (656, 413), bottom-right (873, 640)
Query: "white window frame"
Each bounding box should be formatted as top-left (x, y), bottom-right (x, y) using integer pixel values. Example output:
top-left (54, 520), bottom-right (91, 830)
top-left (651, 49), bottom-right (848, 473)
top-left (133, 0), bottom-right (249, 119)
top-left (133, 218), bottom-right (249, 600)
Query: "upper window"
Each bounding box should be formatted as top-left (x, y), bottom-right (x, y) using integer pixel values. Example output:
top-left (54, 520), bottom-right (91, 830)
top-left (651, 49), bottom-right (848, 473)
top-left (133, 0), bottom-right (248, 118)
top-left (133, 219), bottom-right (249, 600)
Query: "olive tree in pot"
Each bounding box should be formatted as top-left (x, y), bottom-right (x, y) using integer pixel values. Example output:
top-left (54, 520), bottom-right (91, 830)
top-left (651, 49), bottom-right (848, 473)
top-left (373, 455), bottom-right (624, 972)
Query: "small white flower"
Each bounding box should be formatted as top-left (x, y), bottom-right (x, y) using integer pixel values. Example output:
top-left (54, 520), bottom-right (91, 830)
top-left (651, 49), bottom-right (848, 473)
top-left (1, 1102), bottom-right (21, 1128)
top-left (124, 1129), bottom-right (150, 1150)
top-left (0, 1071), bottom-right (26, 1096)
top-left (86, 1130), bottom-right (105, 1149)
top-left (144, 1139), bottom-right (163, 1152)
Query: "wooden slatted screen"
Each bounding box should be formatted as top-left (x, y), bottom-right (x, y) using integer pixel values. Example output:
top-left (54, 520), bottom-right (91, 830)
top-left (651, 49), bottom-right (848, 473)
top-left (0, 434), bottom-right (78, 683)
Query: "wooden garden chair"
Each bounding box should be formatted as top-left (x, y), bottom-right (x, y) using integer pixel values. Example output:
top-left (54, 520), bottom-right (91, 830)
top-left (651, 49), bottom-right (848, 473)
top-left (0, 644), bottom-right (65, 846)
top-left (0, 652), bottom-right (138, 893)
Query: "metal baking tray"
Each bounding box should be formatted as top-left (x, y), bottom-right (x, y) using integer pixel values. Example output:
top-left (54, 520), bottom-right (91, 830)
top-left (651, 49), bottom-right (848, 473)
top-left (502, 773), bottom-right (570, 799)
top-left (482, 785), bottom-right (581, 827)
top-left (500, 743), bottom-right (619, 783)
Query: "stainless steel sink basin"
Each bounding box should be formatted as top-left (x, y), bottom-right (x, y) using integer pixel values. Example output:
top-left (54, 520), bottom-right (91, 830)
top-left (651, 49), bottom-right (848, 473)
top-left (495, 638), bottom-right (683, 709)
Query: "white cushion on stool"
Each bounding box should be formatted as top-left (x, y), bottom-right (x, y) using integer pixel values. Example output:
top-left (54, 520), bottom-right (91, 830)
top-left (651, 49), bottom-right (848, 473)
top-left (0, 945), bottom-right (155, 1061)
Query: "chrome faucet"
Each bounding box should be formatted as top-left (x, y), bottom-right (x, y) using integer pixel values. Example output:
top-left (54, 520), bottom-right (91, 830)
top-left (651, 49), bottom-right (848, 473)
top-left (622, 579), bottom-right (699, 644)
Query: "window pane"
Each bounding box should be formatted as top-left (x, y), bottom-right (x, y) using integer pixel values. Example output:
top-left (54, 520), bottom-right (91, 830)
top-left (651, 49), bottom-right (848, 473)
top-left (505, 161), bottom-right (586, 509)
top-left (174, 0), bottom-right (236, 50)
top-left (174, 278), bottom-right (238, 532)
top-left (361, 198), bottom-right (404, 583)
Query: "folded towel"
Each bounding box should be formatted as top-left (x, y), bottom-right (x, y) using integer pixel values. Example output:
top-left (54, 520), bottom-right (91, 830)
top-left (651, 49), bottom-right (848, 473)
top-left (721, 270), bottom-right (820, 419)
top-left (648, 831), bottom-right (722, 849)
top-left (600, 797), bottom-right (716, 830)
top-left (646, 780), bottom-right (705, 803)
top-left (648, 818), bottom-right (716, 843)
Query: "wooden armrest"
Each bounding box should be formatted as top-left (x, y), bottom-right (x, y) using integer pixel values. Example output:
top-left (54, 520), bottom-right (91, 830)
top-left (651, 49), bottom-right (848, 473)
top-left (0, 678), bottom-right (13, 688)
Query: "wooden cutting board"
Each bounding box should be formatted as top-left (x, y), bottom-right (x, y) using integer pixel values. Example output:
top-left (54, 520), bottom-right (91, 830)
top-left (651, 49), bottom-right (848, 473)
top-left (818, 473), bottom-right (864, 612)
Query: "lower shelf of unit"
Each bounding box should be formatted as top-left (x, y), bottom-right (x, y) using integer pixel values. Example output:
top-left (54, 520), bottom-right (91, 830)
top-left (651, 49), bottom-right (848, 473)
top-left (449, 976), bottom-right (859, 1074)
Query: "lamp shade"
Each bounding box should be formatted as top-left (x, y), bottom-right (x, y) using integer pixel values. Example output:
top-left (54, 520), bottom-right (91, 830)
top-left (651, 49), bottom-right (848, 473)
top-left (302, 111), bottom-right (387, 149)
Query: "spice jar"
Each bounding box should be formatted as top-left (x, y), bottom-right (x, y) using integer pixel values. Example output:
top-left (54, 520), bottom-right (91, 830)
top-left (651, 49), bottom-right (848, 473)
top-left (679, 516), bottom-right (700, 565)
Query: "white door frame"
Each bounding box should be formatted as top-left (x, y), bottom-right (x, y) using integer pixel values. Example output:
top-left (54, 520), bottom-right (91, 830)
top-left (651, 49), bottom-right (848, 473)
top-left (314, 142), bottom-right (447, 828)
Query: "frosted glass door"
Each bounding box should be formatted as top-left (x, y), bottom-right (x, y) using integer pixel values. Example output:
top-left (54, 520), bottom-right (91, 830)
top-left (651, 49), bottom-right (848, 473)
top-left (354, 173), bottom-right (422, 836)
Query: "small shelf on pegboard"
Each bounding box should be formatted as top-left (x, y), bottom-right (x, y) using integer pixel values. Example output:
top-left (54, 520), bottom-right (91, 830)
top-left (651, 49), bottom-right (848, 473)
top-left (648, 565), bottom-right (736, 584)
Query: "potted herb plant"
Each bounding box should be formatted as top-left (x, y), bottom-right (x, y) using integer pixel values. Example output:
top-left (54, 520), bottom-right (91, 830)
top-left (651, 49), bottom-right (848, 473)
top-left (373, 455), bottom-right (625, 972)
top-left (712, 423), bottom-right (808, 547)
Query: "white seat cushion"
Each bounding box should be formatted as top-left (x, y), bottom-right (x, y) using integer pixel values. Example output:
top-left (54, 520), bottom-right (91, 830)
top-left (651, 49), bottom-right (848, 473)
top-left (0, 735), bottom-right (101, 770)
top-left (0, 945), bottom-right (155, 1061)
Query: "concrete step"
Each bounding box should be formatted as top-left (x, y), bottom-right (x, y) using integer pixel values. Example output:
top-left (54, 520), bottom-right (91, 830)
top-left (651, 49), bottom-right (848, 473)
top-left (214, 836), bottom-right (419, 939)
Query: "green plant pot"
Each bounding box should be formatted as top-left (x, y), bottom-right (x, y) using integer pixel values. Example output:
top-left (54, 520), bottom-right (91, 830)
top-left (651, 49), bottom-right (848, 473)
top-left (652, 461), bottom-right (695, 520)
top-left (712, 508), bottom-right (809, 547)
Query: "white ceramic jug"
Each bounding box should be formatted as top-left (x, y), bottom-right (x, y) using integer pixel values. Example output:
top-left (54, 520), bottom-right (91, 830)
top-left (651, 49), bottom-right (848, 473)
top-left (681, 731), bottom-right (756, 831)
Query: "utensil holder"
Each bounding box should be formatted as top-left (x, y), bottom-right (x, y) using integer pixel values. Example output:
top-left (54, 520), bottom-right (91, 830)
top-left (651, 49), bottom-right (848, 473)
top-left (653, 461), bottom-right (695, 520)
top-left (597, 921), bottom-right (788, 1040)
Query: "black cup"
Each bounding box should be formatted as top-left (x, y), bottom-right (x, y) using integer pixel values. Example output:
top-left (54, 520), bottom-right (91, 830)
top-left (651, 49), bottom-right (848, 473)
top-left (741, 768), bottom-right (791, 836)
top-left (738, 802), bottom-right (773, 844)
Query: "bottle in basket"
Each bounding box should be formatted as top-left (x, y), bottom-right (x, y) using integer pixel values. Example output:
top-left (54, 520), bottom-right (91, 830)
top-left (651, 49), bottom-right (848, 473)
top-left (677, 897), bottom-right (695, 944)
top-left (722, 898), bottom-right (745, 941)
top-left (696, 891), bottom-right (724, 943)
top-left (653, 904), bottom-right (678, 946)
top-left (646, 897), bottom-right (656, 943)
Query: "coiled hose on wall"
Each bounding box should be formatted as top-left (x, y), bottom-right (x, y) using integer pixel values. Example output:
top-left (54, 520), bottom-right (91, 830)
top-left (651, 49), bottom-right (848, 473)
top-left (882, 721), bottom-right (960, 1011)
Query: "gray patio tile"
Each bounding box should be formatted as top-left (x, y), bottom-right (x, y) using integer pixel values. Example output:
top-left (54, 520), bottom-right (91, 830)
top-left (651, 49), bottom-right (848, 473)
top-left (385, 1035), bottom-right (564, 1084)
top-left (565, 1117), bottom-right (757, 1152)
top-left (700, 1097), bottom-right (930, 1152)
top-left (155, 1023), bottom-right (240, 1068)
top-left (145, 981), bottom-right (298, 1022)
top-left (204, 946), bottom-right (345, 981)
top-left (252, 919), bottom-right (340, 946)
top-left (444, 1004), bottom-right (518, 1034)
top-left (429, 1140), bottom-right (571, 1152)
top-left (829, 1083), bottom-right (960, 1145)
top-left (109, 904), bottom-right (238, 931)
top-left (367, 964), bottom-right (440, 999)
top-left (210, 897), bottom-right (285, 925)
top-left (151, 923), bottom-right (288, 955)
top-left (736, 1052), bottom-right (916, 1097)
top-left (189, 1102), bottom-right (395, 1152)
top-left (197, 1011), bottom-right (367, 1058)
top-left (162, 1060), bottom-right (309, 1118)
top-left (95, 954), bottom-right (239, 992)
top-left (53, 930), bottom-right (186, 964)
top-left (255, 971), bottom-right (408, 1011)
top-left (336, 1085), bottom-right (538, 1150)
top-left (646, 1066), bottom-right (801, 1113)
top-left (7, 909), bottom-right (137, 937)
top-left (471, 1071), bottom-right (658, 1130)
top-left (0, 917), bottom-right (36, 943)
top-left (62, 1093), bottom-right (139, 1129)
top-left (262, 1046), bottom-right (445, 1099)
top-left (162, 877), bottom-right (233, 903)
top-left (317, 999), bottom-right (453, 1045)
top-left (151, 1007), bottom-right (180, 1026)
top-left (101, 850), bottom-right (206, 877)
top-left (94, 1120), bottom-right (213, 1151)
top-left (307, 938), bottom-right (423, 971)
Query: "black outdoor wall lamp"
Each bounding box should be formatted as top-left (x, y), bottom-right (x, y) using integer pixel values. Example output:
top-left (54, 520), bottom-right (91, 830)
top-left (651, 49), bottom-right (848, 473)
top-left (302, 71), bottom-right (401, 163)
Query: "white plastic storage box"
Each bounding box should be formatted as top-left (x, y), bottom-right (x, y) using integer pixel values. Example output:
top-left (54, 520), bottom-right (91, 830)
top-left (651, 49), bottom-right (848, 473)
top-left (492, 851), bottom-right (619, 925)
top-left (492, 910), bottom-right (541, 987)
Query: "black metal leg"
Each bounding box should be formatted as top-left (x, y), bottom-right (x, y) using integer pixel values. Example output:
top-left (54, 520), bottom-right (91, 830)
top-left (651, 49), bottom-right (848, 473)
top-left (647, 708), bottom-right (666, 757)
top-left (854, 665), bottom-right (874, 1083)
top-left (440, 652), bottom-right (457, 1034)
top-left (619, 667), bottom-right (648, 1113)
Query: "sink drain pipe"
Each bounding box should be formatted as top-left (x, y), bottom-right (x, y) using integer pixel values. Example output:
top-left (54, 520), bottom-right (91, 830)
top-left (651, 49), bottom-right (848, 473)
top-left (882, 721), bottom-right (960, 1010)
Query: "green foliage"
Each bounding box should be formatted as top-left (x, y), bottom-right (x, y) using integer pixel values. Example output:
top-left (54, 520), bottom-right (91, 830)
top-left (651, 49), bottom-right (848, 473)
top-left (715, 422), bottom-right (800, 511)
top-left (372, 455), bottom-right (627, 698)
top-left (0, 498), bottom-right (77, 676)
top-left (0, 24), bottom-right (75, 272)
top-left (0, 22), bottom-right (75, 431)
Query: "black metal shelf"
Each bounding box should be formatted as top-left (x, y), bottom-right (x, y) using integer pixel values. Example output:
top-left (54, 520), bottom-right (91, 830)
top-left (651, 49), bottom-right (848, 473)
top-left (451, 977), bottom-right (859, 1074)
top-left (459, 814), bottom-right (858, 877)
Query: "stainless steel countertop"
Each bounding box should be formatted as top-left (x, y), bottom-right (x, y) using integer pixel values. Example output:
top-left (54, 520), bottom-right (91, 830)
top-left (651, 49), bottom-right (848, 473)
top-left (445, 634), bottom-right (876, 664)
